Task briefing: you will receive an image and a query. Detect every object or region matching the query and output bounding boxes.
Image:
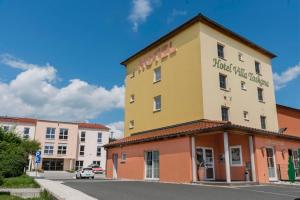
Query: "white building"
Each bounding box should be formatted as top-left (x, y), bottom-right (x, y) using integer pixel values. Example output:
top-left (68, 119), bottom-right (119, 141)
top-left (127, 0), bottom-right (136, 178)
top-left (0, 117), bottom-right (36, 140)
top-left (76, 123), bottom-right (110, 170)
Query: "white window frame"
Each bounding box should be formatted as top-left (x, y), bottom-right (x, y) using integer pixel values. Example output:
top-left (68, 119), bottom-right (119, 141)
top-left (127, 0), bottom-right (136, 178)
top-left (255, 61), bottom-right (261, 75)
top-left (241, 81), bottom-right (247, 91)
top-left (23, 127), bottom-right (30, 139)
top-left (153, 67), bottom-right (161, 83)
top-left (46, 128), bottom-right (55, 140)
top-left (57, 144), bottom-right (67, 155)
top-left (243, 111), bottom-right (249, 121)
top-left (80, 131), bottom-right (86, 142)
top-left (144, 151), bottom-right (160, 180)
top-left (257, 87), bottom-right (264, 102)
top-left (59, 128), bottom-right (68, 140)
top-left (219, 73), bottom-right (227, 90)
top-left (44, 144), bottom-right (54, 155)
top-left (96, 146), bottom-right (101, 157)
top-left (260, 115), bottom-right (267, 129)
top-left (229, 145), bottom-right (243, 167)
top-left (93, 161), bottom-right (101, 166)
top-left (129, 120), bottom-right (134, 129)
top-left (217, 43), bottom-right (225, 59)
top-left (153, 95), bottom-right (161, 112)
top-left (121, 152), bottom-right (126, 161)
top-left (75, 160), bottom-right (84, 170)
top-left (97, 132), bottom-right (102, 143)
top-left (221, 106), bottom-right (229, 121)
top-left (79, 145), bottom-right (85, 156)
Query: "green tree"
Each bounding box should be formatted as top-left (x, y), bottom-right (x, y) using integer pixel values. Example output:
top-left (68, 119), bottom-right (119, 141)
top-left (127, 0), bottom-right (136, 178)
top-left (288, 156), bottom-right (296, 183)
top-left (0, 128), bottom-right (40, 178)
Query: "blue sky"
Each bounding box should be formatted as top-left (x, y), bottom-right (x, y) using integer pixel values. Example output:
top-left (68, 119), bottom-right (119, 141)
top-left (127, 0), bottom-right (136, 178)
top-left (0, 0), bottom-right (299, 135)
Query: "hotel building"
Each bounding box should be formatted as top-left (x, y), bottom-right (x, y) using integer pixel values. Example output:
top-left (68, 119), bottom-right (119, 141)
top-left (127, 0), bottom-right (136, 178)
top-left (105, 14), bottom-right (300, 183)
top-left (0, 117), bottom-right (109, 171)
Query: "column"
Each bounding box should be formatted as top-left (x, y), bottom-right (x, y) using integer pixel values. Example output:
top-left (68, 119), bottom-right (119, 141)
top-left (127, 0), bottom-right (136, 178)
top-left (223, 131), bottom-right (231, 183)
top-left (248, 135), bottom-right (257, 182)
top-left (191, 136), bottom-right (197, 182)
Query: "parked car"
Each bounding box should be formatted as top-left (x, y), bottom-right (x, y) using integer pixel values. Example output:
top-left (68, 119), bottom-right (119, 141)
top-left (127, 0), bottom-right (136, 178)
top-left (88, 164), bottom-right (104, 174)
top-left (75, 167), bottom-right (95, 179)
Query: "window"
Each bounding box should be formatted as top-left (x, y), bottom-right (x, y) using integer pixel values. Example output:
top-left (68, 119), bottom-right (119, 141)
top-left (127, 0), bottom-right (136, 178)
top-left (219, 74), bottom-right (227, 90)
top-left (93, 161), bottom-right (101, 166)
top-left (129, 120), bottom-right (135, 129)
top-left (122, 152), bottom-right (126, 161)
top-left (46, 128), bottom-right (55, 139)
top-left (217, 43), bottom-right (225, 59)
top-left (241, 81), bottom-right (246, 91)
top-left (255, 61), bottom-right (261, 75)
top-left (75, 161), bottom-right (83, 170)
top-left (57, 144), bottom-right (67, 155)
top-left (80, 132), bottom-right (85, 142)
top-left (153, 95), bottom-right (161, 112)
top-left (59, 128), bottom-right (68, 140)
top-left (243, 111), bottom-right (249, 121)
top-left (230, 146), bottom-right (243, 166)
top-left (238, 52), bottom-right (244, 61)
top-left (44, 144), bottom-right (54, 155)
top-left (292, 150), bottom-right (300, 177)
top-left (96, 146), bottom-right (101, 156)
top-left (260, 116), bottom-right (266, 129)
top-left (130, 94), bottom-right (135, 103)
top-left (257, 88), bottom-right (264, 102)
top-left (97, 132), bottom-right (102, 143)
top-left (3, 126), bottom-right (9, 131)
top-left (221, 106), bottom-right (229, 121)
top-left (23, 127), bottom-right (30, 139)
top-left (145, 151), bottom-right (159, 180)
top-left (79, 145), bottom-right (85, 156)
top-left (153, 67), bottom-right (161, 83)
top-left (130, 71), bottom-right (135, 78)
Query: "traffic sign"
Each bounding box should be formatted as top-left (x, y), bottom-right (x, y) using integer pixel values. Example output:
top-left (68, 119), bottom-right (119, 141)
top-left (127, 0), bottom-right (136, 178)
top-left (35, 151), bottom-right (41, 164)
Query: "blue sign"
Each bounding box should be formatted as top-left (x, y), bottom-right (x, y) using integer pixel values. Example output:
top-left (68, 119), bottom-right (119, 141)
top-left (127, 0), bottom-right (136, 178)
top-left (35, 151), bottom-right (41, 164)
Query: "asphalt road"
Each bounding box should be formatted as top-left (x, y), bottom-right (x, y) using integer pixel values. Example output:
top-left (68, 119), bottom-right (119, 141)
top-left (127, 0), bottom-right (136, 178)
top-left (63, 180), bottom-right (300, 200)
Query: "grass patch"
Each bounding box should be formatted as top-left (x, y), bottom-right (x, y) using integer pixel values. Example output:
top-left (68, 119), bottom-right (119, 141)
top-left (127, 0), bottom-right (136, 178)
top-left (2, 175), bottom-right (39, 188)
top-left (0, 191), bottom-right (55, 200)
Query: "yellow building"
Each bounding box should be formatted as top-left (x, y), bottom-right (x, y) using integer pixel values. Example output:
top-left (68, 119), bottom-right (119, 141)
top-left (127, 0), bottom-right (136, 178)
top-left (122, 13), bottom-right (278, 137)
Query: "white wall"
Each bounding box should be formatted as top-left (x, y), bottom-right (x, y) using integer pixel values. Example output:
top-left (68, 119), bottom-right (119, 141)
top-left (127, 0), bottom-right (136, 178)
top-left (77, 128), bottom-right (109, 169)
top-left (0, 122), bottom-right (36, 140)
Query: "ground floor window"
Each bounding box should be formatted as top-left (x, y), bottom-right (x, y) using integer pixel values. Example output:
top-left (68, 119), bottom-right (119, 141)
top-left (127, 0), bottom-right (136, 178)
top-left (145, 151), bottom-right (159, 180)
top-left (42, 159), bottom-right (64, 171)
top-left (230, 145), bottom-right (243, 166)
top-left (289, 149), bottom-right (300, 178)
top-left (93, 161), bottom-right (101, 166)
top-left (75, 160), bottom-right (84, 170)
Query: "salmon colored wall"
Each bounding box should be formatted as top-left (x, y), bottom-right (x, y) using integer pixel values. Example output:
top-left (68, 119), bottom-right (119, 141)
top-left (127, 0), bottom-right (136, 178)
top-left (195, 132), bottom-right (251, 181)
top-left (277, 106), bottom-right (300, 137)
top-left (106, 137), bottom-right (192, 183)
top-left (254, 135), bottom-right (300, 183)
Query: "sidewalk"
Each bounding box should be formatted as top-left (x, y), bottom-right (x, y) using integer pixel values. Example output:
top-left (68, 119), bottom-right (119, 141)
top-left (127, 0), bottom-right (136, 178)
top-left (0, 188), bottom-right (41, 198)
top-left (35, 179), bottom-right (97, 200)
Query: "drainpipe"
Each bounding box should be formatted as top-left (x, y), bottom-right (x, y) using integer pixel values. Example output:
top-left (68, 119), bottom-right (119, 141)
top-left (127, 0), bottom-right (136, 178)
top-left (191, 136), bottom-right (197, 182)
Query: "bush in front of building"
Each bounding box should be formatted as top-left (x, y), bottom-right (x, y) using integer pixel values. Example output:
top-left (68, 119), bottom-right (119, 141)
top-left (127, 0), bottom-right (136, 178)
top-left (0, 128), bottom-right (40, 178)
top-left (288, 156), bottom-right (296, 183)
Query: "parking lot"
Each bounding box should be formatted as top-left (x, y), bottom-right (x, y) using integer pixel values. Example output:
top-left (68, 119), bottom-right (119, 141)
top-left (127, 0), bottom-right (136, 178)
top-left (63, 180), bottom-right (300, 200)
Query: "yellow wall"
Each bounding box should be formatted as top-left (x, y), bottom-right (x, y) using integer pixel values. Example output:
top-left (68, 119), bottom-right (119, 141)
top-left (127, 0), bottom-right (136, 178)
top-left (124, 23), bottom-right (204, 136)
top-left (199, 22), bottom-right (278, 132)
top-left (124, 21), bottom-right (279, 136)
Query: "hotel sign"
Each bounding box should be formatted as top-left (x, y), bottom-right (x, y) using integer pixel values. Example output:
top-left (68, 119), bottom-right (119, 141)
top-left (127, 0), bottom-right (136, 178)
top-left (138, 41), bottom-right (177, 72)
top-left (213, 58), bottom-right (269, 87)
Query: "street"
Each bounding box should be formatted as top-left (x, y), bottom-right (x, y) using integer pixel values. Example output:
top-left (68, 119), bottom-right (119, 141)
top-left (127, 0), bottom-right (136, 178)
top-left (63, 180), bottom-right (300, 200)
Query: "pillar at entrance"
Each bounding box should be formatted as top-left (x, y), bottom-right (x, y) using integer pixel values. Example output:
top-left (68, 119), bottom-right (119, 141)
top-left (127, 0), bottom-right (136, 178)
top-left (223, 131), bottom-right (231, 183)
top-left (191, 136), bottom-right (197, 182)
top-left (248, 135), bottom-right (257, 182)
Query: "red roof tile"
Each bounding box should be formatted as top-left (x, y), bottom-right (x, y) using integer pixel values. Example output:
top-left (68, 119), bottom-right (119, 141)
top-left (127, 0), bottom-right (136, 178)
top-left (0, 116), bottom-right (37, 124)
top-left (78, 122), bottom-right (109, 130)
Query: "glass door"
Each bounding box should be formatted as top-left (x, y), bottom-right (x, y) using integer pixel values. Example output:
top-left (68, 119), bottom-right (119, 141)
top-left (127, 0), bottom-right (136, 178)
top-left (266, 147), bottom-right (277, 181)
top-left (145, 151), bottom-right (159, 180)
top-left (204, 148), bottom-right (215, 180)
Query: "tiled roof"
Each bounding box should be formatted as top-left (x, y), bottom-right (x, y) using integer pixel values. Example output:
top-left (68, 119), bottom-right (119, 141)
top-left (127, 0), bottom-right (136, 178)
top-left (105, 120), bottom-right (227, 147)
top-left (0, 116), bottom-right (37, 124)
top-left (105, 119), bottom-right (300, 148)
top-left (78, 122), bottom-right (109, 130)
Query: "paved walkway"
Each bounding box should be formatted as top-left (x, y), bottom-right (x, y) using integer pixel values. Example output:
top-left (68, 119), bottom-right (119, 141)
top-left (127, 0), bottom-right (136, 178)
top-left (35, 179), bottom-right (97, 200)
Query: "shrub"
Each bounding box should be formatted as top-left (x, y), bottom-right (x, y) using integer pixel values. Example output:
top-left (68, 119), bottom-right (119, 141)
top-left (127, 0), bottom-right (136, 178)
top-left (0, 175), bottom-right (4, 186)
top-left (2, 175), bottom-right (39, 188)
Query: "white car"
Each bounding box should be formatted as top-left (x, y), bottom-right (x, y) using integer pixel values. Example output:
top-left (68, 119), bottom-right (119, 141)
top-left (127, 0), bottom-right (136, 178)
top-left (75, 167), bottom-right (95, 179)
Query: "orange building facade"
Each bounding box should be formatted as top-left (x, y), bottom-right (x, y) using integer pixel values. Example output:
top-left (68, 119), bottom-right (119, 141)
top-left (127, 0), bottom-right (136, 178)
top-left (105, 14), bottom-right (300, 184)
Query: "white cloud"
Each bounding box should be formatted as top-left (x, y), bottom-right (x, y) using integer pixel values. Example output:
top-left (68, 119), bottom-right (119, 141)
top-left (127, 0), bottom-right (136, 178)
top-left (273, 63), bottom-right (300, 90)
top-left (128, 0), bottom-right (154, 32)
top-left (0, 54), bottom-right (124, 122)
top-left (167, 9), bottom-right (187, 24)
top-left (107, 121), bottom-right (124, 139)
